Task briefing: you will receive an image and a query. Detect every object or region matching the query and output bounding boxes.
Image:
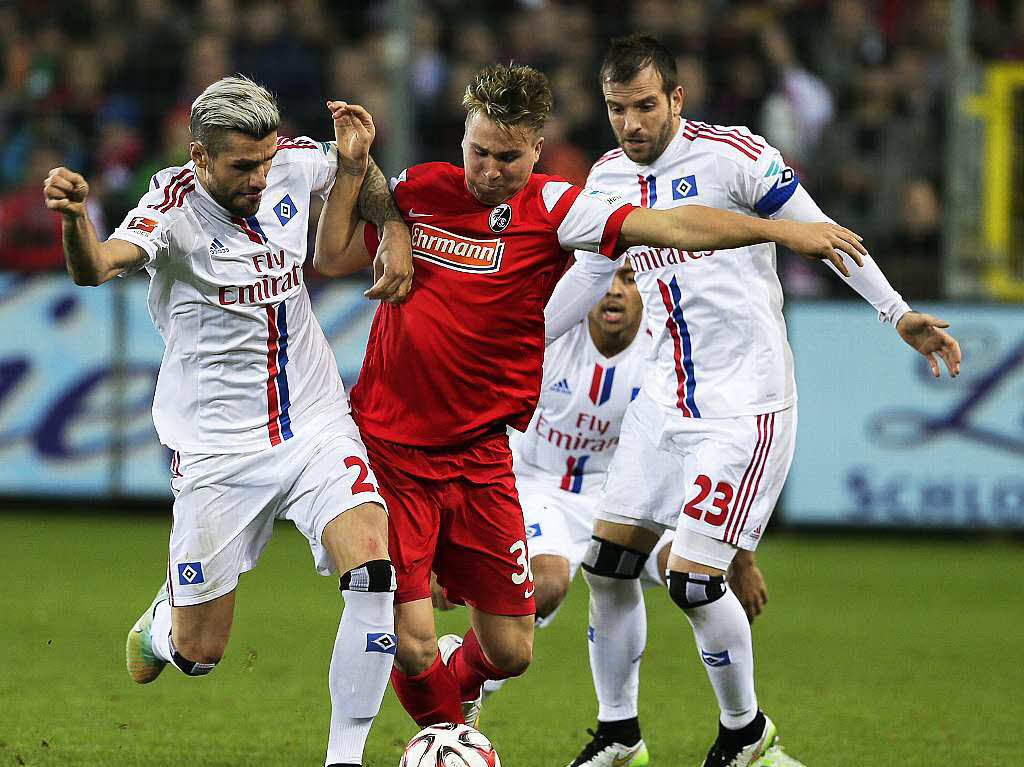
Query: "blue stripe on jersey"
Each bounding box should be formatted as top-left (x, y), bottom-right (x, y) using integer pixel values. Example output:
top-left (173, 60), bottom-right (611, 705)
top-left (570, 455), bottom-right (589, 493)
top-left (647, 174), bottom-right (657, 207)
top-left (246, 215), bottom-right (269, 243)
top-left (599, 366), bottom-right (616, 405)
top-left (275, 302), bottom-right (293, 440)
top-left (667, 277), bottom-right (701, 417)
top-left (753, 171), bottom-right (800, 216)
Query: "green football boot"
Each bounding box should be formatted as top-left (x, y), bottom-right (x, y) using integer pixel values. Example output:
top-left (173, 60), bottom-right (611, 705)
top-left (125, 582), bottom-right (169, 684)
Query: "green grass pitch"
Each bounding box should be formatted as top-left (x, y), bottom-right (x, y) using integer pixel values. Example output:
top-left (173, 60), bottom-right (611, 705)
top-left (1, 512), bottom-right (1020, 766)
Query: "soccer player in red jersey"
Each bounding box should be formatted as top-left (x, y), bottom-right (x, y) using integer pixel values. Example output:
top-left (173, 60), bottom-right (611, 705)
top-left (314, 62), bottom-right (867, 730)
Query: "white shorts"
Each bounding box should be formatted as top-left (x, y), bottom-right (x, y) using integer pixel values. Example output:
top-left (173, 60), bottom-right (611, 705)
top-left (516, 475), bottom-right (668, 588)
top-left (597, 391), bottom-right (796, 570)
top-left (166, 414), bottom-right (387, 606)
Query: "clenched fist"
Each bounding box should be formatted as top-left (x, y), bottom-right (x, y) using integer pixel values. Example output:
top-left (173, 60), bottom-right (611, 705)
top-left (44, 167), bottom-right (90, 218)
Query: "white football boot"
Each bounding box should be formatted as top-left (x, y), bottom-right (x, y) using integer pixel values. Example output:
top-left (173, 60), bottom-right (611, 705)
top-left (566, 728), bottom-right (650, 767)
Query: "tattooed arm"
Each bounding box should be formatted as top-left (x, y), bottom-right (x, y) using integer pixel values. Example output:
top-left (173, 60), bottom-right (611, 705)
top-left (357, 157), bottom-right (402, 227)
top-left (315, 101), bottom-right (375, 277)
top-left (316, 155), bottom-right (414, 303)
top-left (358, 158), bottom-right (413, 303)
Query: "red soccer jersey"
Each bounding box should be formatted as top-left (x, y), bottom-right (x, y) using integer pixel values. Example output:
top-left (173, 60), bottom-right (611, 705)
top-left (350, 162), bottom-right (634, 447)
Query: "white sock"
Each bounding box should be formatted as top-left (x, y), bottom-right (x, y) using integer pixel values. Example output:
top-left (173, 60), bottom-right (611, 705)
top-left (150, 598), bottom-right (173, 663)
top-left (583, 570), bottom-right (646, 722)
top-left (325, 590), bottom-right (395, 766)
top-left (682, 586), bottom-right (758, 729)
top-left (481, 678), bottom-right (506, 699)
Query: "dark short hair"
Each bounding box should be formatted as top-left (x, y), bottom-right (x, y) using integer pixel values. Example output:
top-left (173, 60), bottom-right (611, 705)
top-left (463, 62), bottom-right (553, 134)
top-left (599, 34), bottom-right (678, 95)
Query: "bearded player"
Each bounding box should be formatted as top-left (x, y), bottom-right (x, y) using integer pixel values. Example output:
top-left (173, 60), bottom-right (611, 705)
top-left (44, 76), bottom-right (412, 767)
top-left (544, 36), bottom-right (962, 767)
top-left (315, 62), bottom-right (867, 733)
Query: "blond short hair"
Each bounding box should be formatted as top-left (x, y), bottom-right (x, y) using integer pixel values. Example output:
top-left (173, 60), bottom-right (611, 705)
top-left (463, 63), bottom-right (553, 135)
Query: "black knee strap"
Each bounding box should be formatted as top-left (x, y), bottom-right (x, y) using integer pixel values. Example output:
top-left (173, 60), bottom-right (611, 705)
top-left (667, 571), bottom-right (727, 610)
top-left (168, 636), bottom-right (217, 676)
top-left (340, 559), bottom-right (396, 593)
top-left (581, 536), bottom-right (648, 579)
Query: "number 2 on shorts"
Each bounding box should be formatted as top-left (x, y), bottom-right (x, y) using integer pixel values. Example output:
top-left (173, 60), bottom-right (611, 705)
top-left (683, 474), bottom-right (734, 526)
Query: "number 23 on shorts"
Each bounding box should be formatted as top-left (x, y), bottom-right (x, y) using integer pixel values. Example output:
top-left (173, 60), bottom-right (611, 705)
top-left (683, 474), bottom-right (734, 527)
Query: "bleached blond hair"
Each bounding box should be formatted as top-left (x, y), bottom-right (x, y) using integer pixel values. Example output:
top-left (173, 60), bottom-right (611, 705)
top-left (189, 75), bottom-right (280, 155)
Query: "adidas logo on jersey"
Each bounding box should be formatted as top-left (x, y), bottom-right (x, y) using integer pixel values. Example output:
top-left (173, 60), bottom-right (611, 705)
top-left (549, 378), bottom-right (572, 394)
top-left (209, 237), bottom-right (229, 255)
top-left (763, 159), bottom-right (786, 178)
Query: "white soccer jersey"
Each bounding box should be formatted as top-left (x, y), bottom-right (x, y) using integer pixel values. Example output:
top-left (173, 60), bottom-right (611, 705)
top-left (511, 321), bottom-right (650, 495)
top-left (111, 136), bottom-right (348, 453)
top-left (581, 120), bottom-right (803, 419)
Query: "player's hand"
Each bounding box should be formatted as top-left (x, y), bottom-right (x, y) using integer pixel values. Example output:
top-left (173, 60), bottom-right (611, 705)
top-left (727, 552), bottom-right (767, 623)
top-left (430, 572), bottom-right (455, 611)
top-left (328, 100), bottom-right (374, 177)
top-left (896, 311), bottom-right (961, 378)
top-left (44, 167), bottom-right (90, 218)
top-left (366, 221), bottom-right (414, 304)
top-left (774, 220), bottom-right (866, 277)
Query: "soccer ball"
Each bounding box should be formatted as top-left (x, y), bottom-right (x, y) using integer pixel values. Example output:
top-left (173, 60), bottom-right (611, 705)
top-left (399, 722), bottom-right (500, 767)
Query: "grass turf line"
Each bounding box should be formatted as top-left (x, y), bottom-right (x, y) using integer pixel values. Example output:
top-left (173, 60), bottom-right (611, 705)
top-left (0, 513), bottom-right (1020, 766)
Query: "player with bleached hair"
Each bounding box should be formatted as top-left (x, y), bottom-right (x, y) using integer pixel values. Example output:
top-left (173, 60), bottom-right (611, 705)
top-left (316, 61), bottom-right (867, 734)
top-left (548, 35), bottom-right (963, 767)
top-left (44, 75), bottom-right (412, 767)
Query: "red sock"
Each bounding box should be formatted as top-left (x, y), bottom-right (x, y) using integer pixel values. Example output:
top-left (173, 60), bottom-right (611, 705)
top-left (449, 629), bottom-right (513, 700)
top-left (390, 653), bottom-right (464, 727)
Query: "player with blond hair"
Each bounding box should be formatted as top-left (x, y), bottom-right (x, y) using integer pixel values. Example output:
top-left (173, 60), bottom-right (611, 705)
top-left (316, 61), bottom-right (868, 732)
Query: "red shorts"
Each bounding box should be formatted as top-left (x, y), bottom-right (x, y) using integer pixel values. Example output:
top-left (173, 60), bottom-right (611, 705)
top-left (361, 429), bottom-right (535, 616)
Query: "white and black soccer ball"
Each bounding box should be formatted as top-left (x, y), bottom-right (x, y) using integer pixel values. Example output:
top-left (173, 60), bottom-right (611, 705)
top-left (399, 722), bottom-right (500, 767)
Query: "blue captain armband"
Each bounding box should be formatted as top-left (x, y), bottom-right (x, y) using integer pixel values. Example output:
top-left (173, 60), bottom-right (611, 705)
top-left (753, 167), bottom-right (800, 216)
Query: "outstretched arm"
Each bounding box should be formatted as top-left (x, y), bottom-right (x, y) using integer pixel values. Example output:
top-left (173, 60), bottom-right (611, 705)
top-left (44, 167), bottom-right (146, 286)
top-left (896, 311), bottom-right (961, 377)
top-left (774, 185), bottom-right (960, 377)
top-left (618, 205), bottom-right (866, 277)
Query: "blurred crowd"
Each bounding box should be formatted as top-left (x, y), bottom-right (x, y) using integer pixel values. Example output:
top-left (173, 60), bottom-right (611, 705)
top-left (2, 0), bottom-right (1023, 298)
